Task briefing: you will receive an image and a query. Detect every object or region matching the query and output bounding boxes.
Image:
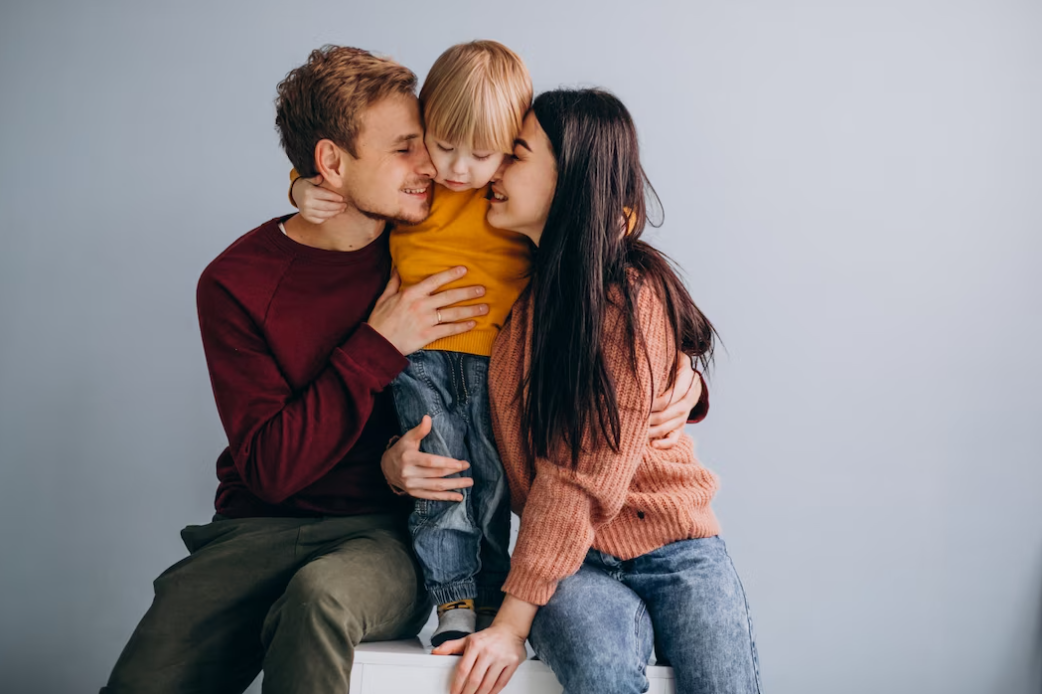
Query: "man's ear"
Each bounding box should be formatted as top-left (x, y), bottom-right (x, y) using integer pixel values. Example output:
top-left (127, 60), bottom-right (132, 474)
top-left (313, 139), bottom-right (349, 189)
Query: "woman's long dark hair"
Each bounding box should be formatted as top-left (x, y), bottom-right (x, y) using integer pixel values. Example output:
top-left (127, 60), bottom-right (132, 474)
top-left (522, 89), bottom-right (717, 467)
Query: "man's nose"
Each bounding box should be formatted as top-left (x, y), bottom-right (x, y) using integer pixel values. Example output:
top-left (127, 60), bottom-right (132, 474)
top-left (414, 147), bottom-right (436, 178)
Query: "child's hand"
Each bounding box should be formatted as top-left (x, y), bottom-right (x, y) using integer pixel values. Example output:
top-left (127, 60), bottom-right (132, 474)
top-left (292, 175), bottom-right (347, 223)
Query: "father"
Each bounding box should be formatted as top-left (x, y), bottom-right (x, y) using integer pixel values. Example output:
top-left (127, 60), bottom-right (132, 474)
top-left (102, 45), bottom-right (702, 693)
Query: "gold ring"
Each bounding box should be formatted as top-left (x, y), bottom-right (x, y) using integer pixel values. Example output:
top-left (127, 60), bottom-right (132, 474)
top-left (436, 309), bottom-right (443, 324)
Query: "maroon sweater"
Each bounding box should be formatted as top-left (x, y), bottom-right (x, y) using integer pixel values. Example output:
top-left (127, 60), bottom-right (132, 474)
top-left (197, 216), bottom-right (409, 518)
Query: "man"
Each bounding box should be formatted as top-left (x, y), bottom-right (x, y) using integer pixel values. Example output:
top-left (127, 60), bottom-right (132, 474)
top-left (102, 45), bottom-right (703, 693)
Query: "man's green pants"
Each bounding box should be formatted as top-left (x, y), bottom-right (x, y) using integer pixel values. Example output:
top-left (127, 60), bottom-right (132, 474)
top-left (101, 513), bottom-right (431, 693)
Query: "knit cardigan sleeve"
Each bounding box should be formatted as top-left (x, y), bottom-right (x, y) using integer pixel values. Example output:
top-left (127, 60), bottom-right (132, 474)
top-left (502, 283), bottom-right (675, 605)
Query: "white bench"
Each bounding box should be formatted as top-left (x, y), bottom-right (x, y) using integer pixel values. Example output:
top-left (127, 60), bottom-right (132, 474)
top-left (350, 638), bottom-right (676, 694)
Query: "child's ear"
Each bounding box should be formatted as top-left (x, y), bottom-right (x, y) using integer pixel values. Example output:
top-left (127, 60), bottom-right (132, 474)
top-left (313, 139), bottom-right (347, 189)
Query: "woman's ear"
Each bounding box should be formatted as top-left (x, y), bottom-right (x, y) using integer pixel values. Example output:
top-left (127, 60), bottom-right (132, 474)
top-left (313, 139), bottom-right (347, 189)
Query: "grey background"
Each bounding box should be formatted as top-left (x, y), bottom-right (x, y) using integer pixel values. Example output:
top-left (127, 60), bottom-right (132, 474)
top-left (2, 1), bottom-right (1040, 693)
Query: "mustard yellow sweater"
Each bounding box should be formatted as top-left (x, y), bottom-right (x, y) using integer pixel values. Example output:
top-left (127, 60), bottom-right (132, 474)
top-left (290, 172), bottom-right (532, 356)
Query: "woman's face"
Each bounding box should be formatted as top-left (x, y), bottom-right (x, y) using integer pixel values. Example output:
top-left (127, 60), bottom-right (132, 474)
top-left (487, 111), bottom-right (557, 245)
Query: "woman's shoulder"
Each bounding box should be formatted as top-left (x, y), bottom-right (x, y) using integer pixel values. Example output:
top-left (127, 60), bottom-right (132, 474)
top-left (606, 269), bottom-right (669, 326)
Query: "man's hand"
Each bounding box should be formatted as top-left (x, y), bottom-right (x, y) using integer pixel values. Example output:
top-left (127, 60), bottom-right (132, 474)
top-left (648, 352), bottom-right (703, 449)
top-left (381, 415), bottom-right (474, 501)
top-left (368, 266), bottom-right (488, 356)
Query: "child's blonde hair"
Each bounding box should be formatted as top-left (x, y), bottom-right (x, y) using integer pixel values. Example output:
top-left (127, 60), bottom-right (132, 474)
top-left (420, 40), bottom-right (532, 154)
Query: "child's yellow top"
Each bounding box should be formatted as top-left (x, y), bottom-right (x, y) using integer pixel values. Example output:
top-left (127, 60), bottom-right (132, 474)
top-left (290, 171), bottom-right (532, 356)
top-left (392, 184), bottom-right (532, 355)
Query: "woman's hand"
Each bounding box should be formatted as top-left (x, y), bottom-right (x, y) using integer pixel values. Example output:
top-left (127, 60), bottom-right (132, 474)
top-left (648, 352), bottom-right (703, 449)
top-left (381, 415), bottom-right (474, 501)
top-left (433, 624), bottom-right (528, 694)
top-left (291, 174), bottom-right (347, 223)
top-left (433, 595), bottom-right (538, 694)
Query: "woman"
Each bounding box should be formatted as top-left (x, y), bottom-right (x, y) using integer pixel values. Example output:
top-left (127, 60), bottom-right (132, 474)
top-left (434, 89), bottom-right (762, 694)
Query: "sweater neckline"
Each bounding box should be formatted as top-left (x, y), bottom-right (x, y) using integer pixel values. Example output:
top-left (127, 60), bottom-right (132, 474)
top-left (262, 214), bottom-right (389, 266)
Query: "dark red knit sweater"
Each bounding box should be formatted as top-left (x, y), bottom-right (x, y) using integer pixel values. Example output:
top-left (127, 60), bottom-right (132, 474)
top-left (197, 216), bottom-right (408, 518)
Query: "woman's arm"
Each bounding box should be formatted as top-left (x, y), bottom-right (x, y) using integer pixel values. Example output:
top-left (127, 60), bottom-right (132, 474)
top-left (504, 284), bottom-right (676, 606)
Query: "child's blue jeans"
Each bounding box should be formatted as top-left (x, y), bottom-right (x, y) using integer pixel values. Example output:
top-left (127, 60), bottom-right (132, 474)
top-left (391, 349), bottom-right (511, 607)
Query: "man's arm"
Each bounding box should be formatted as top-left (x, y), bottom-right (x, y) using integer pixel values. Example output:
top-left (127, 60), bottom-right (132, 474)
top-left (648, 352), bottom-right (710, 449)
top-left (198, 274), bottom-right (407, 505)
top-left (198, 266), bottom-right (487, 505)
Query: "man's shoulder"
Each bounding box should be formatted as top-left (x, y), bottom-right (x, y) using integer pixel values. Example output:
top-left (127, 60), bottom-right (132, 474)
top-left (197, 217), bottom-right (293, 312)
top-left (200, 217), bottom-right (293, 286)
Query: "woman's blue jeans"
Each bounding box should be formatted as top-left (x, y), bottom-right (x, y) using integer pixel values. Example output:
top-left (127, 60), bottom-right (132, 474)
top-left (529, 536), bottom-right (762, 694)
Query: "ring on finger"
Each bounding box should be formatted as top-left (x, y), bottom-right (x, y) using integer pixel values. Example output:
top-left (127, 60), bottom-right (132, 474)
top-left (436, 309), bottom-right (443, 324)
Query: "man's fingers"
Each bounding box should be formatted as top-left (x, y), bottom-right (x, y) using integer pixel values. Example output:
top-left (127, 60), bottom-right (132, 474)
top-left (406, 458), bottom-right (473, 475)
top-left (648, 400), bottom-right (688, 429)
top-left (415, 265), bottom-right (469, 296)
top-left (650, 391), bottom-right (671, 415)
top-left (406, 476), bottom-right (474, 492)
top-left (430, 321), bottom-right (478, 340)
top-left (400, 414), bottom-right (432, 444)
top-left (411, 490), bottom-right (466, 502)
top-left (437, 303), bottom-right (489, 323)
top-left (648, 414), bottom-right (687, 441)
top-left (651, 428), bottom-right (683, 449)
top-left (426, 286), bottom-right (487, 312)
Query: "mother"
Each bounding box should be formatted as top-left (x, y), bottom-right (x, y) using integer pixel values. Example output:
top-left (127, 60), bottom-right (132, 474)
top-left (435, 89), bottom-right (762, 694)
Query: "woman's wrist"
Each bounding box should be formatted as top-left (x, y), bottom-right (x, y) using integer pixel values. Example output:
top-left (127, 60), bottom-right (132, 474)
top-left (493, 594), bottom-right (539, 640)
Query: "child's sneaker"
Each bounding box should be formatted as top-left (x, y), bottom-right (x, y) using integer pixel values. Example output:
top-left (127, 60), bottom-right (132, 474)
top-left (431, 599), bottom-right (476, 647)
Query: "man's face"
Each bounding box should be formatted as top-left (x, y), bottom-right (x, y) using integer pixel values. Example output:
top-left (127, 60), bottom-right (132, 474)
top-left (340, 93), bottom-right (436, 225)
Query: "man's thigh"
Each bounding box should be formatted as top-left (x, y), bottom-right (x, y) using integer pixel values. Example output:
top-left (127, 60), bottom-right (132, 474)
top-left (266, 517), bottom-right (431, 645)
top-left (102, 517), bottom-right (308, 694)
top-left (258, 519), bottom-right (431, 693)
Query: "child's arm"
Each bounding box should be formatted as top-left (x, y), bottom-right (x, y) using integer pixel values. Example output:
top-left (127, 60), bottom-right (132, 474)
top-left (288, 168), bottom-right (347, 223)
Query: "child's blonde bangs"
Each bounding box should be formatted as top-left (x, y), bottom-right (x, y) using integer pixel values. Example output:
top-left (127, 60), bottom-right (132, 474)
top-left (420, 41), bottom-right (533, 153)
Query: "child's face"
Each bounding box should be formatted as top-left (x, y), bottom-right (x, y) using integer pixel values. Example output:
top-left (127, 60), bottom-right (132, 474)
top-left (425, 132), bottom-right (507, 191)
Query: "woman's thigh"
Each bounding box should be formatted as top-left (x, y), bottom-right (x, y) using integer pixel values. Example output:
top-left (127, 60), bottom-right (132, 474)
top-left (627, 536), bottom-right (761, 694)
top-left (529, 558), bottom-right (654, 694)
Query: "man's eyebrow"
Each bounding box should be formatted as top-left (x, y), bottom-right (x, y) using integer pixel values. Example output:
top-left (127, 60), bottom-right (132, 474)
top-left (392, 133), bottom-right (421, 145)
top-left (514, 138), bottom-right (532, 152)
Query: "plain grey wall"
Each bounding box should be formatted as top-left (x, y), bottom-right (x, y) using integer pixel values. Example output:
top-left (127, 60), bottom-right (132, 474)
top-left (2, 1), bottom-right (1040, 693)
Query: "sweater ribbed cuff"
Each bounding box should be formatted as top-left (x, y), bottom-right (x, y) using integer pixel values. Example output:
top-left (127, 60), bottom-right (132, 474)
top-left (501, 567), bottom-right (560, 607)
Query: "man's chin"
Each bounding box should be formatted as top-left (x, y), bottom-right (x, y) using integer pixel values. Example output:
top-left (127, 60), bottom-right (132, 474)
top-left (390, 203), bottom-right (431, 226)
top-left (357, 203), bottom-right (430, 226)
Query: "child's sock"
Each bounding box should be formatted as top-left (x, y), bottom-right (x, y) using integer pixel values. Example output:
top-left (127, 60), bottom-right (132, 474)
top-left (476, 606), bottom-right (498, 632)
top-left (431, 599), bottom-right (476, 648)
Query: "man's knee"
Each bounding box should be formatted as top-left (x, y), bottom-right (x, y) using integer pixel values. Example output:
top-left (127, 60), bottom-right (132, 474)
top-left (275, 561), bottom-right (361, 627)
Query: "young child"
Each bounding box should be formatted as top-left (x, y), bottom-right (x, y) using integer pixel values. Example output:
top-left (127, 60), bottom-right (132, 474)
top-left (290, 40), bottom-right (533, 647)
